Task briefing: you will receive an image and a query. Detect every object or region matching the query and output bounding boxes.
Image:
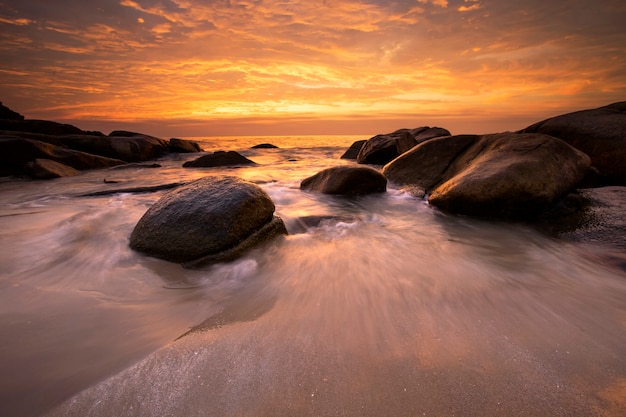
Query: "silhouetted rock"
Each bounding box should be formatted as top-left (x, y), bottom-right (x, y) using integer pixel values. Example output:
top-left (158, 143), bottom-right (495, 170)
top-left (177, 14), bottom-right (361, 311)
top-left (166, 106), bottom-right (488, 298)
top-left (109, 163), bottom-right (161, 170)
top-left (24, 158), bottom-right (79, 179)
top-left (356, 126), bottom-right (450, 165)
top-left (383, 132), bottom-right (591, 218)
top-left (129, 176), bottom-right (287, 267)
top-left (0, 102), bottom-right (24, 120)
top-left (340, 140), bottom-right (366, 160)
top-left (183, 151), bottom-right (256, 168)
top-left (0, 136), bottom-right (126, 177)
top-left (521, 102), bottom-right (626, 184)
top-left (301, 166), bottom-right (387, 195)
top-left (356, 129), bottom-right (416, 165)
top-left (0, 119), bottom-right (85, 135)
top-left (410, 126), bottom-right (451, 143)
top-left (169, 138), bottom-right (202, 153)
top-left (252, 143), bottom-right (278, 149)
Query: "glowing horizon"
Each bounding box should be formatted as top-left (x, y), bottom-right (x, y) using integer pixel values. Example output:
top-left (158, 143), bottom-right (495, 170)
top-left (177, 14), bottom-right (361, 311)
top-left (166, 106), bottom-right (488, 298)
top-left (0, 0), bottom-right (624, 137)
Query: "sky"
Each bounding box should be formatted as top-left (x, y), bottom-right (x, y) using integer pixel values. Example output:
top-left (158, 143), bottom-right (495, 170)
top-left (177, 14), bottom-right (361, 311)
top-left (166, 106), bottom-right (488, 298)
top-left (0, 0), bottom-right (625, 137)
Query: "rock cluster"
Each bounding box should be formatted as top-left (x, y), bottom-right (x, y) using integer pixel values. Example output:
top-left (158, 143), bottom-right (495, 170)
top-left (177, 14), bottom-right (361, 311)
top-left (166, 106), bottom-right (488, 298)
top-left (0, 104), bottom-right (202, 178)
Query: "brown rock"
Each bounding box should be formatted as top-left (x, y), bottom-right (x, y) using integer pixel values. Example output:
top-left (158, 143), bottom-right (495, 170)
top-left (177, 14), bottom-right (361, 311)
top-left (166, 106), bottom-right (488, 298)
top-left (301, 166), bottom-right (387, 195)
top-left (24, 158), bottom-right (80, 179)
top-left (183, 151), bottom-right (256, 168)
top-left (521, 102), bottom-right (626, 184)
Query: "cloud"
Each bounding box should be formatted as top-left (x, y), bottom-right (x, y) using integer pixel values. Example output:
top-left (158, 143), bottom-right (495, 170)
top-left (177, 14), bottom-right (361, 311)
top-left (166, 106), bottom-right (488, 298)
top-left (0, 0), bottom-right (624, 135)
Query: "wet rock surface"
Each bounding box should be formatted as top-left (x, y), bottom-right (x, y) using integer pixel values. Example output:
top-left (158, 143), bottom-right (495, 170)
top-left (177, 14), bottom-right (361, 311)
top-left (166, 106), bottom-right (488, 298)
top-left (129, 176), bottom-right (287, 266)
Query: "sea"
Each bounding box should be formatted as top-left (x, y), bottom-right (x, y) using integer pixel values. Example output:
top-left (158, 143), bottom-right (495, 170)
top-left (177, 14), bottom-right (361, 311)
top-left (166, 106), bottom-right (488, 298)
top-left (1, 135), bottom-right (625, 416)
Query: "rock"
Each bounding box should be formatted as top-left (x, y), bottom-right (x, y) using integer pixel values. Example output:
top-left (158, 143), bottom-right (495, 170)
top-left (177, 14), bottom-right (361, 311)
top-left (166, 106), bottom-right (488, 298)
top-left (356, 126), bottom-right (450, 165)
top-left (0, 136), bottom-right (126, 177)
top-left (109, 163), bottom-right (161, 170)
top-left (300, 166), bottom-right (387, 195)
top-left (61, 134), bottom-right (170, 162)
top-left (169, 138), bottom-right (202, 153)
top-left (383, 132), bottom-right (591, 218)
top-left (356, 129), bottom-right (417, 165)
top-left (0, 102), bottom-right (24, 120)
top-left (251, 143), bottom-right (278, 149)
top-left (340, 140), bottom-right (366, 160)
top-left (411, 126), bottom-right (451, 144)
top-left (0, 118), bottom-right (85, 135)
top-left (24, 158), bottom-right (80, 179)
top-left (520, 102), bottom-right (626, 185)
top-left (129, 176), bottom-right (286, 266)
top-left (382, 134), bottom-right (479, 194)
top-left (183, 151), bottom-right (256, 168)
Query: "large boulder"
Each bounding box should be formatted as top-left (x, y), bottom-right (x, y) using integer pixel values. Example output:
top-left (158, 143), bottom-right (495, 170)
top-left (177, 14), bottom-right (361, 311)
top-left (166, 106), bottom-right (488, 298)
top-left (340, 140), bottom-right (366, 160)
top-left (301, 166), bottom-right (387, 195)
top-left (381, 134), bottom-right (478, 195)
top-left (0, 102), bottom-right (24, 120)
top-left (183, 151), bottom-right (256, 168)
top-left (169, 138), bottom-right (202, 153)
top-left (410, 126), bottom-right (451, 144)
top-left (383, 132), bottom-right (591, 218)
top-left (521, 102), bottom-right (626, 184)
top-left (59, 134), bottom-right (170, 162)
top-left (24, 159), bottom-right (79, 179)
top-left (0, 118), bottom-right (85, 135)
top-left (356, 129), bottom-right (416, 165)
top-left (356, 126), bottom-right (450, 165)
top-left (129, 176), bottom-right (287, 267)
top-left (0, 136), bottom-right (126, 177)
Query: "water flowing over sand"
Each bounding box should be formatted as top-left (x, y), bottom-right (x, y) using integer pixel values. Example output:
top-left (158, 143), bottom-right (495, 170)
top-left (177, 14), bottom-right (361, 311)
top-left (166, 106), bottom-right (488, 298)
top-left (1, 136), bottom-right (624, 417)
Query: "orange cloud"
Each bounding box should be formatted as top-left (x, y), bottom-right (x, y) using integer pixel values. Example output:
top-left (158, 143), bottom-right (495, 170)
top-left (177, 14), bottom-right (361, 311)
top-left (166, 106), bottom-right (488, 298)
top-left (0, 0), bottom-right (624, 136)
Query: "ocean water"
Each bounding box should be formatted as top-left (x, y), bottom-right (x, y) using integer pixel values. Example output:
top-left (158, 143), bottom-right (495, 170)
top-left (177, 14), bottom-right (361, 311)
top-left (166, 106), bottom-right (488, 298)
top-left (0, 135), bottom-right (624, 417)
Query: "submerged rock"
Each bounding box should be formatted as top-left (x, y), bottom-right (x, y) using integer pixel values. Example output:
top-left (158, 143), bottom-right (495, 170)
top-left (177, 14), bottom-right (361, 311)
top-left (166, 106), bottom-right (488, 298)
top-left (251, 143), bottom-right (278, 149)
top-left (129, 176), bottom-right (287, 267)
top-left (383, 132), bottom-right (591, 218)
top-left (183, 151), bottom-right (256, 168)
top-left (521, 102), bottom-right (626, 185)
top-left (301, 166), bottom-right (387, 195)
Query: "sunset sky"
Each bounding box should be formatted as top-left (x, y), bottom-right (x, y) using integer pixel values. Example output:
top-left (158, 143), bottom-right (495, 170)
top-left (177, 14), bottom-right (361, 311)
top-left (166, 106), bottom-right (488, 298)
top-left (1, 0), bottom-right (625, 137)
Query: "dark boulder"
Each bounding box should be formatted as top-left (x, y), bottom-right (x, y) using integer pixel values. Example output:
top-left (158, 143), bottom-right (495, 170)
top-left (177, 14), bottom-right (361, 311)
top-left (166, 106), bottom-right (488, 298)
top-left (129, 176), bottom-right (287, 267)
top-left (340, 140), bottom-right (366, 160)
top-left (0, 119), bottom-right (85, 136)
top-left (383, 132), bottom-right (591, 218)
top-left (356, 129), bottom-right (417, 165)
top-left (183, 151), bottom-right (256, 168)
top-left (521, 102), bottom-right (626, 184)
top-left (0, 136), bottom-right (126, 177)
top-left (169, 138), bottom-right (202, 153)
top-left (301, 166), bottom-right (387, 195)
top-left (251, 143), bottom-right (278, 149)
top-left (60, 134), bottom-right (170, 162)
top-left (381, 134), bottom-right (479, 196)
top-left (24, 158), bottom-right (80, 179)
top-left (411, 126), bottom-right (451, 144)
top-left (0, 102), bottom-right (24, 120)
top-left (356, 126), bottom-right (450, 165)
